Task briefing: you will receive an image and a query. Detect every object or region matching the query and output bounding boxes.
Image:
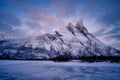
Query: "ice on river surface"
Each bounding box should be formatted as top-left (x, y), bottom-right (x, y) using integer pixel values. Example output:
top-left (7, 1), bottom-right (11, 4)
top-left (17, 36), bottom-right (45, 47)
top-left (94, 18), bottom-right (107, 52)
top-left (0, 60), bottom-right (120, 80)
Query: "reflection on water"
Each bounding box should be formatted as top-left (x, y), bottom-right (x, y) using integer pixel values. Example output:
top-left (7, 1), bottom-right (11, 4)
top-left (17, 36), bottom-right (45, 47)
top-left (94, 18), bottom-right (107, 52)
top-left (0, 60), bottom-right (120, 80)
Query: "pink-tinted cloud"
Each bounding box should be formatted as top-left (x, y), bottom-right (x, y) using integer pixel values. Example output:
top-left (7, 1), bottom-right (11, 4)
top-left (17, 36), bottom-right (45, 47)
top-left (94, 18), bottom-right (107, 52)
top-left (51, 0), bottom-right (77, 17)
top-left (25, 21), bottom-right (41, 28)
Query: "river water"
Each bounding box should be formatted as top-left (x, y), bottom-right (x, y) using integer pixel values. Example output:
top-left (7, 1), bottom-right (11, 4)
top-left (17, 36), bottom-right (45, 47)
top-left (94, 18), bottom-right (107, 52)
top-left (0, 60), bottom-right (120, 80)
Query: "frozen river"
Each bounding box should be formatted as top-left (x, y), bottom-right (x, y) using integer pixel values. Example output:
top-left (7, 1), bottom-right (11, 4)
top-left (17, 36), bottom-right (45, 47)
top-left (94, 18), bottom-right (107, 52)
top-left (0, 60), bottom-right (120, 80)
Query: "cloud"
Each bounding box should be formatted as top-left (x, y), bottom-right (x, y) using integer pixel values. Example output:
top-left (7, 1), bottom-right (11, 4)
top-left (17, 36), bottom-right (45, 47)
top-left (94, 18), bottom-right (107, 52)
top-left (25, 21), bottom-right (41, 29)
top-left (0, 9), bottom-right (23, 37)
top-left (51, 0), bottom-right (78, 17)
top-left (0, 21), bottom-right (12, 33)
top-left (28, 13), bottom-right (56, 25)
top-left (95, 8), bottom-right (120, 42)
top-left (0, 9), bottom-right (22, 26)
top-left (0, 0), bottom-right (120, 49)
top-left (96, 9), bottom-right (120, 27)
top-left (104, 27), bottom-right (120, 40)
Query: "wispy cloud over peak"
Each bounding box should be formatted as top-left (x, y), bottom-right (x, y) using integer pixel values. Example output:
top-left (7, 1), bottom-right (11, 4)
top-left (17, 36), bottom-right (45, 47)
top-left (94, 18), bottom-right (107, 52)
top-left (0, 0), bottom-right (120, 49)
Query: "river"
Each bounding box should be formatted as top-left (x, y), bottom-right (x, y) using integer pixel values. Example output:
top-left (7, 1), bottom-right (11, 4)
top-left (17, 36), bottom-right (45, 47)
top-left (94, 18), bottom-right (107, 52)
top-left (0, 60), bottom-right (120, 80)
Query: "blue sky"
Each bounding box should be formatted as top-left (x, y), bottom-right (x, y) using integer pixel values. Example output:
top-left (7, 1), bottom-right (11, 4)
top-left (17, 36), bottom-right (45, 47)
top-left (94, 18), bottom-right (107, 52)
top-left (0, 0), bottom-right (120, 49)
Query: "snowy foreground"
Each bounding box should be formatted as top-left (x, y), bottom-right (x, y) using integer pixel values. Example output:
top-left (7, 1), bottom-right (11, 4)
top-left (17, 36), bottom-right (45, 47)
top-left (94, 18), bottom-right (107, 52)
top-left (0, 60), bottom-right (120, 80)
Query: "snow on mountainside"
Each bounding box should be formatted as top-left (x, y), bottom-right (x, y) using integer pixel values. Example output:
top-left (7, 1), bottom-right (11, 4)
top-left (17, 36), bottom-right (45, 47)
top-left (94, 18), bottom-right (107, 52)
top-left (0, 32), bottom-right (12, 41)
top-left (0, 20), bottom-right (120, 60)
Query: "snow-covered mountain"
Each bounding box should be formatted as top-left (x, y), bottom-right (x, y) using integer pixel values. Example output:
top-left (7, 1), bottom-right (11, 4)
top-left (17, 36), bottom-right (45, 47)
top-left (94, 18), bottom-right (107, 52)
top-left (0, 20), bottom-right (120, 60)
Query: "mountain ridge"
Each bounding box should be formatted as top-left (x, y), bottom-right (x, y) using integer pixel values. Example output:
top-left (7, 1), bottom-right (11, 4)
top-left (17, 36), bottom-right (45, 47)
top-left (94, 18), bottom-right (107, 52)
top-left (0, 20), bottom-right (120, 61)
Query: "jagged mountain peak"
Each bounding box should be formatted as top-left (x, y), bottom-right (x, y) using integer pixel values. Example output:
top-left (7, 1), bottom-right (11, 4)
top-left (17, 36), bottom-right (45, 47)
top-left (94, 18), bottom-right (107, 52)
top-left (66, 22), bottom-right (75, 35)
top-left (75, 20), bottom-right (89, 36)
top-left (65, 20), bottom-right (89, 36)
top-left (76, 20), bottom-right (84, 27)
top-left (67, 22), bottom-right (74, 27)
top-left (54, 31), bottom-right (62, 37)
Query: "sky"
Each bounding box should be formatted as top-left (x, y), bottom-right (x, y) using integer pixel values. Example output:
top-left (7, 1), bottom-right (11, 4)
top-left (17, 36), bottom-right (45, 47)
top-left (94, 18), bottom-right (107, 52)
top-left (0, 0), bottom-right (120, 49)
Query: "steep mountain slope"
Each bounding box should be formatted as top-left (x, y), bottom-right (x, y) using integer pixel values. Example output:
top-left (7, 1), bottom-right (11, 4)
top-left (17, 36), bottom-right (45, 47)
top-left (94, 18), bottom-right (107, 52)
top-left (0, 21), bottom-right (120, 60)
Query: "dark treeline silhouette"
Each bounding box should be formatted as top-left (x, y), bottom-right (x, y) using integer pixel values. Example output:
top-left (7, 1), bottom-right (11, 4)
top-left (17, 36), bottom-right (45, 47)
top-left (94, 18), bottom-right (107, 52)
top-left (1, 55), bottom-right (120, 62)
